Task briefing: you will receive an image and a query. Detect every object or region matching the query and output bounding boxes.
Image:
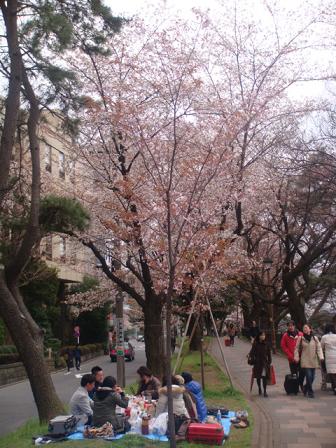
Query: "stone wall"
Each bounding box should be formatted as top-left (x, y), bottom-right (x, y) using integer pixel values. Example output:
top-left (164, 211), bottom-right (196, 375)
top-left (0, 350), bottom-right (104, 387)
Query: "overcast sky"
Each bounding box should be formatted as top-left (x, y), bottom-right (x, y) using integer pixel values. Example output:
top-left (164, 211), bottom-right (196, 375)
top-left (106, 0), bottom-right (323, 19)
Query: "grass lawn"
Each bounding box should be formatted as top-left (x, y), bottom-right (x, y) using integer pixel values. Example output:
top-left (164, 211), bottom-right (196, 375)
top-left (0, 345), bottom-right (252, 448)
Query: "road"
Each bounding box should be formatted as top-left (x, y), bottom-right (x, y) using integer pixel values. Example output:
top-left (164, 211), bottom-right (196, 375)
top-left (0, 340), bottom-right (146, 436)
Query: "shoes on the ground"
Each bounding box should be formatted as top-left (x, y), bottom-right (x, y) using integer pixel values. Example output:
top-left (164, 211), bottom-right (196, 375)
top-left (64, 371), bottom-right (71, 375)
top-left (236, 411), bottom-right (248, 419)
top-left (263, 392), bottom-right (268, 398)
top-left (308, 392), bottom-right (314, 398)
top-left (230, 417), bottom-right (241, 424)
top-left (333, 389), bottom-right (336, 395)
top-left (321, 384), bottom-right (327, 391)
top-left (258, 389), bottom-right (262, 396)
top-left (233, 420), bottom-right (249, 429)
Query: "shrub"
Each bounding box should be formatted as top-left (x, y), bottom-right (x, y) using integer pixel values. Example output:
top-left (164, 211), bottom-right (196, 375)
top-left (54, 355), bottom-right (66, 369)
top-left (0, 345), bottom-right (17, 354)
top-left (46, 338), bottom-right (61, 352)
top-left (59, 345), bottom-right (75, 356)
top-left (0, 353), bottom-right (20, 364)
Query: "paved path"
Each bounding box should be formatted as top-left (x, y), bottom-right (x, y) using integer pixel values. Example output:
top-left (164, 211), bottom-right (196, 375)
top-left (0, 340), bottom-right (146, 436)
top-left (209, 337), bottom-right (336, 448)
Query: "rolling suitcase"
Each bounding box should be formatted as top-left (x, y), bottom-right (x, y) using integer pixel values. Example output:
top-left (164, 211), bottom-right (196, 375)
top-left (224, 338), bottom-right (231, 347)
top-left (186, 422), bottom-right (225, 445)
top-left (284, 374), bottom-right (299, 395)
top-left (48, 415), bottom-right (78, 435)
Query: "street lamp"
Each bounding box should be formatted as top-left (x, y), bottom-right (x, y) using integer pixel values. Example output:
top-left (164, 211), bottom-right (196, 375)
top-left (263, 257), bottom-right (276, 354)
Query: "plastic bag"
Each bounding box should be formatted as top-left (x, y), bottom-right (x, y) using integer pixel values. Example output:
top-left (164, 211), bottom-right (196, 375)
top-left (151, 412), bottom-right (168, 436)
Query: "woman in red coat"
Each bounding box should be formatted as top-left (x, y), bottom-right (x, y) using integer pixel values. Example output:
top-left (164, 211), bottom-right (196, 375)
top-left (248, 330), bottom-right (272, 397)
top-left (280, 320), bottom-right (302, 375)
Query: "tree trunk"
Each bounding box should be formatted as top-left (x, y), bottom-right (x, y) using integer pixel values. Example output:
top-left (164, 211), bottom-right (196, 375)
top-left (0, 0), bottom-right (22, 205)
top-left (284, 280), bottom-right (307, 329)
top-left (143, 299), bottom-right (164, 377)
top-left (0, 274), bottom-right (64, 421)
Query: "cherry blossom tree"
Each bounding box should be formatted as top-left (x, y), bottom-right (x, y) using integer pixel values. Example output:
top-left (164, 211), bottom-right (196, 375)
top-left (65, 15), bottom-right (245, 379)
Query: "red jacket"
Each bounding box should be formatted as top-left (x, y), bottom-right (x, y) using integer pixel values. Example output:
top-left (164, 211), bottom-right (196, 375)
top-left (281, 331), bottom-right (303, 362)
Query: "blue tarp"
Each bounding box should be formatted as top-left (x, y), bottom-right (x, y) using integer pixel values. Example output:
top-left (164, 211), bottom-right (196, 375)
top-left (67, 412), bottom-right (234, 444)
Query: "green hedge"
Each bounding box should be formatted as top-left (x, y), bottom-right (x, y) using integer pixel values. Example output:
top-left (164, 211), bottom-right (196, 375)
top-left (0, 345), bottom-right (17, 354)
top-left (59, 343), bottom-right (104, 357)
top-left (0, 342), bottom-right (104, 367)
top-left (45, 338), bottom-right (61, 352)
top-left (0, 353), bottom-right (20, 365)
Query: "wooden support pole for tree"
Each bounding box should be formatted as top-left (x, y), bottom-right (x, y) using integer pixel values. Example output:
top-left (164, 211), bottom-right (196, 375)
top-left (206, 296), bottom-right (233, 387)
top-left (173, 290), bottom-right (198, 374)
top-left (175, 312), bottom-right (200, 373)
top-left (200, 337), bottom-right (205, 390)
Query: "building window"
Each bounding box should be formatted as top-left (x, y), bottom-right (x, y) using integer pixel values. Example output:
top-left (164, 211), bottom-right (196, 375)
top-left (60, 237), bottom-right (66, 262)
top-left (45, 235), bottom-right (52, 260)
top-left (69, 160), bottom-right (75, 184)
top-left (45, 145), bottom-right (52, 172)
top-left (59, 152), bottom-right (65, 179)
top-left (69, 240), bottom-right (77, 265)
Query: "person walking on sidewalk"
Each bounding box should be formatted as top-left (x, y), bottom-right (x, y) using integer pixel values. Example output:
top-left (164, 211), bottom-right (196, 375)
top-left (320, 324), bottom-right (336, 395)
top-left (228, 323), bottom-right (236, 346)
top-left (64, 347), bottom-right (74, 374)
top-left (248, 330), bottom-right (272, 397)
top-left (280, 320), bottom-right (302, 375)
top-left (294, 324), bottom-right (324, 398)
top-left (74, 344), bottom-right (81, 371)
top-left (249, 321), bottom-right (259, 344)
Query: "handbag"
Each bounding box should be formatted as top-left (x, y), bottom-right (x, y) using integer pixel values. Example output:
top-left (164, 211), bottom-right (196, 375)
top-left (247, 345), bottom-right (255, 365)
top-left (112, 414), bottom-right (129, 434)
top-left (267, 365), bottom-right (276, 386)
top-left (247, 353), bottom-right (255, 366)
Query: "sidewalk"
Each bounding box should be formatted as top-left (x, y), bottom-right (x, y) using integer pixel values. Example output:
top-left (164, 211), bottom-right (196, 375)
top-left (209, 337), bottom-right (336, 448)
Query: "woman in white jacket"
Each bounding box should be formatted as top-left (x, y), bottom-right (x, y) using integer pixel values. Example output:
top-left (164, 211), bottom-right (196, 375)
top-left (155, 376), bottom-right (189, 418)
top-left (321, 324), bottom-right (336, 395)
top-left (294, 324), bottom-right (324, 398)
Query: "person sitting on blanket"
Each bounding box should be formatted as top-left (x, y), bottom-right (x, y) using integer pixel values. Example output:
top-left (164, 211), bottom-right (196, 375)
top-left (155, 375), bottom-right (190, 418)
top-left (181, 372), bottom-right (207, 422)
top-left (92, 376), bottom-right (129, 432)
top-left (69, 374), bottom-right (95, 425)
top-left (248, 330), bottom-right (272, 397)
top-left (136, 366), bottom-right (161, 400)
top-left (89, 365), bottom-right (104, 399)
top-left (174, 374), bottom-right (198, 420)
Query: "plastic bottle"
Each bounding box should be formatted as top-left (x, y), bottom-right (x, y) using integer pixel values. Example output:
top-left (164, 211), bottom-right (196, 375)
top-left (135, 412), bottom-right (142, 434)
top-left (217, 409), bottom-right (222, 424)
top-left (141, 413), bottom-right (150, 435)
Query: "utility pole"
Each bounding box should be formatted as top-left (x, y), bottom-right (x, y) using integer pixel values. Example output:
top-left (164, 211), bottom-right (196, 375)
top-left (115, 289), bottom-right (125, 387)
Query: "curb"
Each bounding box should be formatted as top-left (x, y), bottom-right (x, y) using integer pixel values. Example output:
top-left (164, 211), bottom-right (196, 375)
top-left (208, 339), bottom-right (274, 448)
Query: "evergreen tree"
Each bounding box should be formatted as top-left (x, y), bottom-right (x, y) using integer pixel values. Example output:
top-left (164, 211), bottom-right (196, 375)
top-left (0, 0), bottom-right (123, 422)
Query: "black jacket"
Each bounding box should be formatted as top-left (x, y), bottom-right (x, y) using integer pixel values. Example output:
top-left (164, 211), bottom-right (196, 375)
top-left (249, 341), bottom-right (272, 379)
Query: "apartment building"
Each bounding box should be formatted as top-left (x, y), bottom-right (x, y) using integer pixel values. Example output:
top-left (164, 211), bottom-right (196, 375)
top-left (38, 113), bottom-right (95, 285)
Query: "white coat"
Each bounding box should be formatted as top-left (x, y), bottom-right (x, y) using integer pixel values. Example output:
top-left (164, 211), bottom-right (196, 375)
top-left (155, 385), bottom-right (189, 417)
top-left (294, 335), bottom-right (324, 368)
top-left (321, 333), bottom-right (336, 374)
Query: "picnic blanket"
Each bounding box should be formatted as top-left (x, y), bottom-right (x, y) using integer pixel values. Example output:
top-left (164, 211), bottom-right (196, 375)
top-left (67, 412), bottom-right (234, 444)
